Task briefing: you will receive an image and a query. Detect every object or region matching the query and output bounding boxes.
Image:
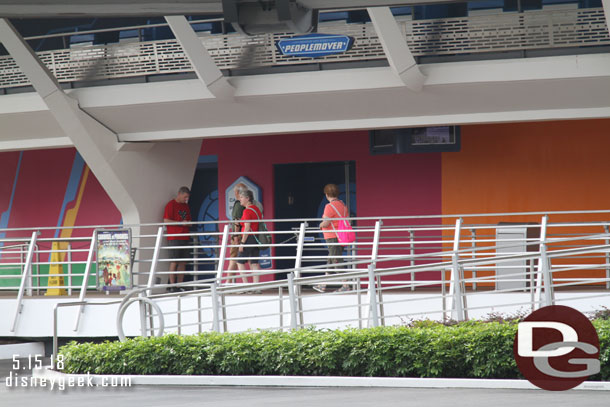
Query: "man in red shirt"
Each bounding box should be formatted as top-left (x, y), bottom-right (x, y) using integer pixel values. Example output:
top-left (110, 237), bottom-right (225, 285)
top-left (163, 186), bottom-right (192, 292)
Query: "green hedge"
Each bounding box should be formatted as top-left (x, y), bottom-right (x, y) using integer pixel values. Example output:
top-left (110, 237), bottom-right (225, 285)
top-left (59, 319), bottom-right (610, 379)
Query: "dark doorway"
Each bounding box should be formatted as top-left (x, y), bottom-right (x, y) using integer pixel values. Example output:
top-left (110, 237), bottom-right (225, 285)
top-left (187, 156), bottom-right (219, 280)
top-left (273, 161), bottom-right (356, 278)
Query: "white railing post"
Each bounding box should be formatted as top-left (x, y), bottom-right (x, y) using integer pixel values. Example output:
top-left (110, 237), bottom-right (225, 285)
top-left (197, 295), bottom-right (203, 333)
top-left (294, 222), bottom-right (306, 327)
top-left (471, 229), bottom-right (477, 291)
top-left (604, 225), bottom-right (610, 290)
top-left (294, 222), bottom-right (306, 278)
top-left (367, 264), bottom-right (379, 327)
top-left (536, 215), bottom-right (554, 307)
top-left (287, 272), bottom-right (298, 330)
top-left (142, 226), bottom-right (164, 337)
top-left (215, 224), bottom-right (230, 283)
top-left (177, 296), bottom-right (182, 336)
top-left (26, 245), bottom-right (33, 297)
top-left (11, 231), bottom-right (37, 332)
top-left (211, 282), bottom-right (220, 332)
top-left (67, 242), bottom-right (72, 296)
top-left (146, 226), bottom-right (165, 294)
top-left (370, 220), bottom-right (382, 267)
top-left (278, 286), bottom-right (284, 330)
top-left (441, 268), bottom-right (447, 322)
top-left (371, 220), bottom-right (384, 325)
top-left (450, 218), bottom-right (466, 321)
top-left (74, 231), bottom-right (97, 331)
top-left (20, 245), bottom-right (24, 287)
top-left (35, 246), bottom-right (40, 295)
top-left (409, 229), bottom-right (415, 291)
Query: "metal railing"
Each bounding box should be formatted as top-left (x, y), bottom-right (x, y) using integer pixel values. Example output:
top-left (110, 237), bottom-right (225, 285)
top-left (0, 7), bottom-right (608, 89)
top-left (8, 209), bottom-right (610, 336)
top-left (122, 214), bottom-right (610, 337)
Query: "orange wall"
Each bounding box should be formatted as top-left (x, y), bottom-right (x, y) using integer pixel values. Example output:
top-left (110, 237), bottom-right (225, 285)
top-left (442, 119), bottom-right (610, 223)
top-left (442, 119), bottom-right (610, 285)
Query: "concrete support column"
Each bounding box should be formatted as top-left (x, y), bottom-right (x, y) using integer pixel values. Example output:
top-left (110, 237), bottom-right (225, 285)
top-left (0, 18), bottom-right (202, 284)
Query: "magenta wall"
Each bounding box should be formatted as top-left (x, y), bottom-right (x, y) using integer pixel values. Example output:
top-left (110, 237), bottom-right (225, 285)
top-left (0, 133), bottom-right (442, 281)
top-left (202, 131), bottom-right (443, 282)
top-left (0, 148), bottom-right (121, 252)
top-left (202, 131), bottom-right (442, 222)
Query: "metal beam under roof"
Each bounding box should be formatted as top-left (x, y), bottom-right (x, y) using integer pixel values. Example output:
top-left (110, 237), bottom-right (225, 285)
top-left (0, 0), bottom-right (472, 17)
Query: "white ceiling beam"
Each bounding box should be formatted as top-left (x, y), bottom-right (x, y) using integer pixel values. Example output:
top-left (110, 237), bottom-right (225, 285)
top-left (602, 0), bottom-right (610, 36)
top-left (0, 136), bottom-right (72, 151)
top-left (0, 1), bottom-right (223, 17)
top-left (3, 54), bottom-right (608, 113)
top-left (0, 0), bottom-right (469, 17)
top-left (116, 106), bottom-right (610, 142)
top-left (367, 6), bottom-right (426, 91)
top-left (165, 15), bottom-right (235, 100)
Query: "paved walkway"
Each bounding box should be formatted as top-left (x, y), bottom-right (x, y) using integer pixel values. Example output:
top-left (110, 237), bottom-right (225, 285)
top-left (2, 384), bottom-right (609, 407)
top-left (2, 360), bottom-right (608, 407)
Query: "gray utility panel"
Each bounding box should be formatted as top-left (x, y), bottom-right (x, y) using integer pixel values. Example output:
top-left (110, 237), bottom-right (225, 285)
top-left (495, 222), bottom-right (539, 290)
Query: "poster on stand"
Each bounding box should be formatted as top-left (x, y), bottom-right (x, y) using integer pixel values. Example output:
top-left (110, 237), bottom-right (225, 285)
top-left (96, 229), bottom-right (132, 291)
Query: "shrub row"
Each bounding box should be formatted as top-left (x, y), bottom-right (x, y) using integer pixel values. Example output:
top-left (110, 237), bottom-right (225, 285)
top-left (59, 319), bottom-right (610, 379)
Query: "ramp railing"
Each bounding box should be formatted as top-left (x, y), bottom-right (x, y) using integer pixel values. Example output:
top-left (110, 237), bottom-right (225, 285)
top-left (6, 209), bottom-right (610, 333)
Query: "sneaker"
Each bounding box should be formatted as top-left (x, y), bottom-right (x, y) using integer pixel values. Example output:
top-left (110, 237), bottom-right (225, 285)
top-left (312, 285), bottom-right (326, 293)
top-left (335, 285), bottom-right (351, 293)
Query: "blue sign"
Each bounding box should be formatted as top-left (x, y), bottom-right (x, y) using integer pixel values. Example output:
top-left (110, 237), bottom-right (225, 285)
top-left (276, 34), bottom-right (354, 58)
top-left (225, 176), bottom-right (262, 220)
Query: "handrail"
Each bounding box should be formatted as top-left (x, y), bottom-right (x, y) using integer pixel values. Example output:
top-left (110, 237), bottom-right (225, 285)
top-left (53, 300), bottom-right (123, 368)
top-left (2, 208), bottom-right (610, 234)
top-left (5, 210), bottom-right (610, 335)
top-left (46, 233), bottom-right (610, 344)
top-left (10, 231), bottom-right (37, 332)
top-left (129, 239), bottom-right (610, 333)
top-left (112, 236), bottom-right (610, 301)
top-left (73, 230), bottom-right (97, 331)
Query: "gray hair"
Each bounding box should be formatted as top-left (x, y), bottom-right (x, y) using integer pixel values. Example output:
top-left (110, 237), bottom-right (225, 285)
top-left (178, 186), bottom-right (191, 195)
top-left (239, 189), bottom-right (254, 203)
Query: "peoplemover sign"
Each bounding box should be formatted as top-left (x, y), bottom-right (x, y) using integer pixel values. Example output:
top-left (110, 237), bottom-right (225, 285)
top-left (276, 34), bottom-right (354, 58)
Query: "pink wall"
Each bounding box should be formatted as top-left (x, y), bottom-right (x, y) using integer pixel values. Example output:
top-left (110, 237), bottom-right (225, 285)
top-left (202, 131), bottom-right (442, 221)
top-left (0, 148), bottom-right (121, 248)
top-left (202, 131), bottom-right (443, 283)
top-left (0, 152), bottom-right (20, 214)
top-left (0, 133), bottom-right (442, 282)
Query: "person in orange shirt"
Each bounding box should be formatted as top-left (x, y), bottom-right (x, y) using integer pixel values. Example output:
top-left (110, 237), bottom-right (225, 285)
top-left (314, 183), bottom-right (350, 293)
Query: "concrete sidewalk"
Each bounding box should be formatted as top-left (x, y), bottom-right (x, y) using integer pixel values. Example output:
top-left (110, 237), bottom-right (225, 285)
top-left (1, 384), bottom-right (609, 407)
top-left (3, 361), bottom-right (609, 407)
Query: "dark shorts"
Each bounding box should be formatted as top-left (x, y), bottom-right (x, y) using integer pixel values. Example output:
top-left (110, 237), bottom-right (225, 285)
top-left (167, 239), bottom-right (190, 262)
top-left (326, 238), bottom-right (344, 270)
top-left (237, 235), bottom-right (260, 265)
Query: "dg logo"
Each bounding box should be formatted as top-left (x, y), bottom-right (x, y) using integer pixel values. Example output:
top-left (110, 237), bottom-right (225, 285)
top-left (513, 305), bottom-right (600, 391)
